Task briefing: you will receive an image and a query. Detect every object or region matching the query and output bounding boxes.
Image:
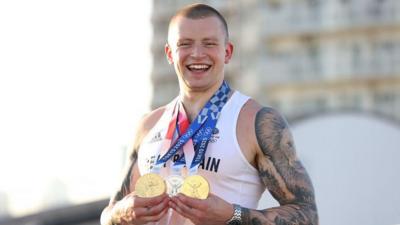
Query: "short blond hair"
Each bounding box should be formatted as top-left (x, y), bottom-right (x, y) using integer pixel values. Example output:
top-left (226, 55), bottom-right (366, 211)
top-left (168, 3), bottom-right (229, 43)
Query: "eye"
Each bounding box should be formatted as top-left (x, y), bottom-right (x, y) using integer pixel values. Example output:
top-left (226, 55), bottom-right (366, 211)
top-left (177, 42), bottom-right (190, 48)
top-left (204, 42), bottom-right (217, 47)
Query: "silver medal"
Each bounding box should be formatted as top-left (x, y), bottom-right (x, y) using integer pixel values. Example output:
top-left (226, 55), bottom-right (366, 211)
top-left (166, 174), bottom-right (184, 196)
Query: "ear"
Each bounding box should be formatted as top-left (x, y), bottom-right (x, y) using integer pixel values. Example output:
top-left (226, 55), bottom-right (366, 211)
top-left (224, 41), bottom-right (234, 64)
top-left (165, 43), bottom-right (174, 65)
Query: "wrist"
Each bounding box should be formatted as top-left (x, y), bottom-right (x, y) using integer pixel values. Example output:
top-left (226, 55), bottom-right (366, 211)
top-left (225, 204), bottom-right (242, 225)
top-left (109, 204), bottom-right (123, 225)
top-left (111, 215), bottom-right (121, 225)
top-left (100, 206), bottom-right (121, 225)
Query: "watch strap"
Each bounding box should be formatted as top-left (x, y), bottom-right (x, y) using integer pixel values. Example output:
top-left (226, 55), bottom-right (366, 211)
top-left (226, 204), bottom-right (242, 225)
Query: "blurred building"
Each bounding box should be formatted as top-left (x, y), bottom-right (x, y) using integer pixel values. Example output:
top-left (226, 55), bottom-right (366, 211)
top-left (150, 2), bottom-right (400, 225)
top-left (150, 0), bottom-right (400, 123)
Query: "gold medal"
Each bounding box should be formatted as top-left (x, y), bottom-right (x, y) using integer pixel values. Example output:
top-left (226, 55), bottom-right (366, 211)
top-left (180, 175), bottom-right (209, 199)
top-left (135, 173), bottom-right (166, 198)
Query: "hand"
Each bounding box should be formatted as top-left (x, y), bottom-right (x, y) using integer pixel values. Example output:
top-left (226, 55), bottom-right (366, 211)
top-left (169, 193), bottom-right (233, 225)
top-left (112, 192), bottom-right (170, 225)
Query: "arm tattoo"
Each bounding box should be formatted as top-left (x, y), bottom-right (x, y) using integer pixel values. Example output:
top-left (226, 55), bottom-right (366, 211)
top-left (111, 150), bottom-right (138, 203)
top-left (243, 107), bottom-right (318, 225)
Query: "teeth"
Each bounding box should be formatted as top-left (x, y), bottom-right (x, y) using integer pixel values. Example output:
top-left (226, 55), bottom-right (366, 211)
top-left (188, 64), bottom-right (209, 70)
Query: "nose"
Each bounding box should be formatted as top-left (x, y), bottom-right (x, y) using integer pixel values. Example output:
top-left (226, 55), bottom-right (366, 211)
top-left (190, 44), bottom-right (206, 58)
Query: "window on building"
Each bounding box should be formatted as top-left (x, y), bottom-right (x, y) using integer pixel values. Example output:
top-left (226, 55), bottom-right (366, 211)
top-left (266, 0), bottom-right (282, 9)
top-left (307, 42), bottom-right (321, 79)
top-left (351, 44), bottom-right (361, 75)
top-left (307, 0), bottom-right (320, 8)
top-left (373, 91), bottom-right (396, 114)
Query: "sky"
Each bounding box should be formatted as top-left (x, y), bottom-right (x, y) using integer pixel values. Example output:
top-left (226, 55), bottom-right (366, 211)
top-left (0, 1), bottom-right (153, 216)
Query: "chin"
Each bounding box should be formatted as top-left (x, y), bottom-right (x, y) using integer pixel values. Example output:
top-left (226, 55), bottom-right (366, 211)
top-left (181, 80), bottom-right (206, 91)
top-left (187, 80), bottom-right (222, 93)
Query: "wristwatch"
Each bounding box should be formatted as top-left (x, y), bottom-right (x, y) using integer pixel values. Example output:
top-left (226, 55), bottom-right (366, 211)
top-left (226, 204), bottom-right (242, 225)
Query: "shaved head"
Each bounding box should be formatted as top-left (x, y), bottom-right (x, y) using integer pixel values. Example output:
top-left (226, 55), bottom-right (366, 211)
top-left (168, 3), bottom-right (229, 44)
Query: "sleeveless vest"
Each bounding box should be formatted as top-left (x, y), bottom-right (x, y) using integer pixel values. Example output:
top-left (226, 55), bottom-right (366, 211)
top-left (137, 91), bottom-right (264, 225)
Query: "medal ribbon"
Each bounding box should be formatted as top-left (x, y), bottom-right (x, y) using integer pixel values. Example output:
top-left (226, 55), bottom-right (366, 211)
top-left (153, 81), bottom-right (231, 174)
top-left (151, 100), bottom-right (179, 174)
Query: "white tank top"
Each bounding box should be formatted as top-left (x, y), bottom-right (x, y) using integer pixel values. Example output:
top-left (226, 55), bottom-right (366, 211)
top-left (137, 91), bottom-right (264, 225)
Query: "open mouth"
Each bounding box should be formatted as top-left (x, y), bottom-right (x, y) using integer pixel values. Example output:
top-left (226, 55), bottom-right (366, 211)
top-left (186, 64), bottom-right (211, 72)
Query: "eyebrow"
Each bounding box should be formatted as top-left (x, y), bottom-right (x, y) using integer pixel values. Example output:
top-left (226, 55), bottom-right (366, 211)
top-left (177, 37), bottom-right (219, 42)
top-left (202, 38), bottom-right (218, 42)
top-left (177, 38), bottom-right (194, 42)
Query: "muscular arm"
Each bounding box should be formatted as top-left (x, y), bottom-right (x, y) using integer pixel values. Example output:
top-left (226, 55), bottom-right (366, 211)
top-left (100, 148), bottom-right (139, 225)
top-left (111, 150), bottom-right (138, 203)
top-left (242, 107), bottom-right (318, 225)
top-left (100, 107), bottom-right (167, 225)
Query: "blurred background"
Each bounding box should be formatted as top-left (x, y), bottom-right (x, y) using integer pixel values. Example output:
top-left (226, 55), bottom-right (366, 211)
top-left (0, 0), bottom-right (399, 225)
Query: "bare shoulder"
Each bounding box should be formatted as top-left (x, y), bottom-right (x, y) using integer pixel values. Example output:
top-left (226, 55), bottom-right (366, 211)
top-left (131, 106), bottom-right (167, 153)
top-left (239, 98), bottom-right (264, 119)
top-left (137, 106), bottom-right (166, 134)
top-left (236, 99), bottom-right (263, 167)
top-left (253, 105), bottom-right (294, 158)
top-left (237, 99), bottom-right (294, 169)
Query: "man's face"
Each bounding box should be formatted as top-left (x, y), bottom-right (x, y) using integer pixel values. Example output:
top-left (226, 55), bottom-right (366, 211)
top-left (165, 16), bottom-right (233, 93)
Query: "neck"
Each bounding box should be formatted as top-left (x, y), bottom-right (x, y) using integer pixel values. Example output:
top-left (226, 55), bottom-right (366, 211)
top-left (179, 82), bottom-right (223, 122)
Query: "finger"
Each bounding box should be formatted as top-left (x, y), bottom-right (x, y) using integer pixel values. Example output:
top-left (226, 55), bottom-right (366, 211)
top-left (140, 207), bottom-right (169, 223)
top-left (134, 208), bottom-right (168, 225)
top-left (168, 199), bottom-right (177, 209)
top-left (133, 193), bottom-right (169, 208)
top-left (171, 195), bottom-right (203, 220)
top-left (134, 196), bottom-right (170, 217)
top-left (169, 197), bottom-right (191, 219)
top-left (176, 194), bottom-right (207, 211)
top-left (168, 198), bottom-right (179, 213)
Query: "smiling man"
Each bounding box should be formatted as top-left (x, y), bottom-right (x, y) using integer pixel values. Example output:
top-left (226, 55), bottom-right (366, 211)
top-left (101, 3), bottom-right (318, 225)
